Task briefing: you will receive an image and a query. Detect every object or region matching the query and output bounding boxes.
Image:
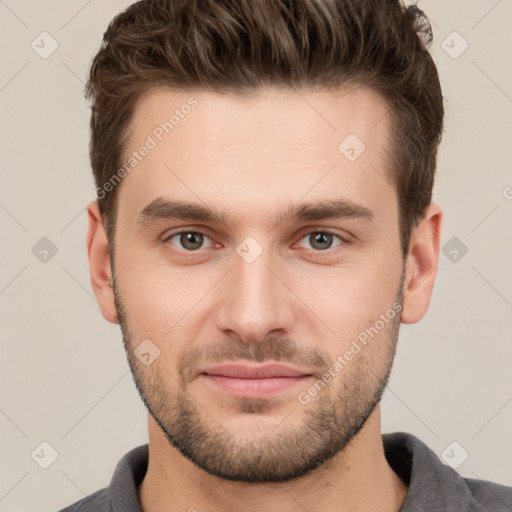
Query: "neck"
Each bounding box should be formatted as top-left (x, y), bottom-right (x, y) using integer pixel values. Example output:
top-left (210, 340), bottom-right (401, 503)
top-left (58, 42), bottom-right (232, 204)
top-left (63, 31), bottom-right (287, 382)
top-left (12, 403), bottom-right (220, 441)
top-left (138, 406), bottom-right (408, 512)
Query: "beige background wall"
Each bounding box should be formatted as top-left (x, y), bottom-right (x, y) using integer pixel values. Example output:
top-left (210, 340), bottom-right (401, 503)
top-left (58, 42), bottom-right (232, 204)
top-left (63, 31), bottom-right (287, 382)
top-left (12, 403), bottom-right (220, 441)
top-left (1, 1), bottom-right (511, 511)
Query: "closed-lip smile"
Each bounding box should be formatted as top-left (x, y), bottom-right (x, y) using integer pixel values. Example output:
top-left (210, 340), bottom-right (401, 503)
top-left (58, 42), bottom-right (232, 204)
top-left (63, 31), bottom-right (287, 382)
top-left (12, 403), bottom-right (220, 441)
top-left (197, 362), bottom-right (314, 398)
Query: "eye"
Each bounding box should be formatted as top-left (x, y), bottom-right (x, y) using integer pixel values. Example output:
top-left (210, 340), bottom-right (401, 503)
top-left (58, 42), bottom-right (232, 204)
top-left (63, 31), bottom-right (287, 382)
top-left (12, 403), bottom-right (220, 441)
top-left (162, 228), bottom-right (348, 255)
top-left (296, 231), bottom-right (345, 251)
top-left (164, 230), bottom-right (217, 251)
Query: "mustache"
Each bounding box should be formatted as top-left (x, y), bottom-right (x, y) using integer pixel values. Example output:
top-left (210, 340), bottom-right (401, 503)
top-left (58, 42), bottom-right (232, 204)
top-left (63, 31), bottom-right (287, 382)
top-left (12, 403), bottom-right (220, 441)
top-left (177, 336), bottom-right (329, 382)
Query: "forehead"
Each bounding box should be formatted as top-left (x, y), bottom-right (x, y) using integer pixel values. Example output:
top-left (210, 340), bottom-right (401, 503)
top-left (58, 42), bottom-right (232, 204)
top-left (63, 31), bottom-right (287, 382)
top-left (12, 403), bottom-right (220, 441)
top-left (127, 85), bottom-right (390, 153)
top-left (117, 85), bottom-right (396, 227)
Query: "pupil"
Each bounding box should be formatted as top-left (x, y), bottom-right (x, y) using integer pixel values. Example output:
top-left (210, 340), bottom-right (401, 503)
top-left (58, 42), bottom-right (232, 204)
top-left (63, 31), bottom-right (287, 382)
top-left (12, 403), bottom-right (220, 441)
top-left (311, 232), bottom-right (332, 250)
top-left (181, 232), bottom-right (203, 250)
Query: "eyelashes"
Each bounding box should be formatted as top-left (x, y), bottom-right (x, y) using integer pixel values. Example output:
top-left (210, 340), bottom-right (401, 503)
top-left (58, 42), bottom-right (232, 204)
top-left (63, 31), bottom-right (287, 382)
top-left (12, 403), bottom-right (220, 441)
top-left (162, 228), bottom-right (349, 255)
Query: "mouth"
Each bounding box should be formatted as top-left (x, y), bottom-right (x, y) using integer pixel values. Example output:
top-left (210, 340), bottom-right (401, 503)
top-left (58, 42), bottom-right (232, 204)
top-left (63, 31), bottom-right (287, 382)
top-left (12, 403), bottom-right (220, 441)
top-left (197, 362), bottom-right (314, 399)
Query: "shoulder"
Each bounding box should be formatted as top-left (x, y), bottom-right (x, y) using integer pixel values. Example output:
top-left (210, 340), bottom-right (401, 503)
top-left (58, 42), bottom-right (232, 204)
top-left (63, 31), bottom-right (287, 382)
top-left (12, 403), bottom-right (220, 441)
top-left (55, 444), bottom-right (148, 512)
top-left (383, 432), bottom-right (512, 511)
top-left (56, 487), bottom-right (110, 512)
top-left (464, 477), bottom-right (512, 510)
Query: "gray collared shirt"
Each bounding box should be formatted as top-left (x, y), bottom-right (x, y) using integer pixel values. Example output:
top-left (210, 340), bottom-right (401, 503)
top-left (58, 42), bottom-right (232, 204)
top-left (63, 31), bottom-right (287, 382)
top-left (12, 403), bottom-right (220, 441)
top-left (57, 432), bottom-right (512, 511)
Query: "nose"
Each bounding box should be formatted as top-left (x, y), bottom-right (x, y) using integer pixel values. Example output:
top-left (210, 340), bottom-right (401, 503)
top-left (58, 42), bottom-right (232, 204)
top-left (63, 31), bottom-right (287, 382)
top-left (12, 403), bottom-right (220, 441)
top-left (215, 244), bottom-right (296, 343)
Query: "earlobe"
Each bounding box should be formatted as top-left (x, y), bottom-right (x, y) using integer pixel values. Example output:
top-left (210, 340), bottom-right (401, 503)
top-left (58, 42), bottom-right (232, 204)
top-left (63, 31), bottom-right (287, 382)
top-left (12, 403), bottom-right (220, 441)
top-left (400, 203), bottom-right (443, 324)
top-left (86, 201), bottom-right (119, 324)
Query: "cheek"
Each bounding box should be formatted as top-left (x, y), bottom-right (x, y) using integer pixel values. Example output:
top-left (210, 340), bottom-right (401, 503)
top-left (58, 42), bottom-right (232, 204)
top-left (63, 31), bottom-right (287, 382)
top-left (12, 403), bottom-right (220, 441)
top-left (299, 262), bottom-right (400, 342)
top-left (116, 256), bottom-right (215, 333)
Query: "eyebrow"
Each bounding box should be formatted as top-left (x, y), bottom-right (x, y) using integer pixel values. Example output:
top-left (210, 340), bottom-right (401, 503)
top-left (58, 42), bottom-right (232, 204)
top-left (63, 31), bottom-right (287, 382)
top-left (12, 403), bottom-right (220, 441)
top-left (137, 197), bottom-right (374, 227)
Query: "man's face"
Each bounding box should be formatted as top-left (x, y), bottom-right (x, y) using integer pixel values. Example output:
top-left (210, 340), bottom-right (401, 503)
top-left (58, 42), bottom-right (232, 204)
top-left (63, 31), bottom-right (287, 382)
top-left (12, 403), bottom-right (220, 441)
top-left (111, 86), bottom-right (405, 482)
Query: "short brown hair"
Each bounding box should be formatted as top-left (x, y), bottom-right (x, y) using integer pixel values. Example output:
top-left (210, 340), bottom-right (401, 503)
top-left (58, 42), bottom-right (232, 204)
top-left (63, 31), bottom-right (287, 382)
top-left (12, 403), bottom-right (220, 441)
top-left (85, 0), bottom-right (444, 256)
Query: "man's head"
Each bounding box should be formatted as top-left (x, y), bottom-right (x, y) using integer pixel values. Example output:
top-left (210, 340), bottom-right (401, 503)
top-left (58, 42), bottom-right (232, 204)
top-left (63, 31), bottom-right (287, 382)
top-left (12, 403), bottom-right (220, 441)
top-left (86, 0), bottom-right (443, 484)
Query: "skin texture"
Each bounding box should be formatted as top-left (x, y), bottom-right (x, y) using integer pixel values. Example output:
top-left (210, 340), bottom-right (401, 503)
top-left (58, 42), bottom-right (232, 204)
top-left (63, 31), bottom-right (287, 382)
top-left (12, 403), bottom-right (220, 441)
top-left (87, 86), bottom-right (442, 512)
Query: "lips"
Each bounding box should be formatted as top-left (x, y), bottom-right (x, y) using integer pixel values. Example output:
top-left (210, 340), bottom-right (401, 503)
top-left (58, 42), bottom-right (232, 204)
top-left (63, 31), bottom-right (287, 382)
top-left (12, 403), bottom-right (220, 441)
top-left (198, 363), bottom-right (314, 399)
top-left (199, 363), bottom-right (311, 379)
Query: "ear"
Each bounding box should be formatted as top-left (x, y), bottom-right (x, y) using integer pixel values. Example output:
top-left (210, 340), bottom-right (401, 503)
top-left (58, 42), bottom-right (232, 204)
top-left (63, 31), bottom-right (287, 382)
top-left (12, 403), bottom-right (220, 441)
top-left (86, 201), bottom-right (118, 324)
top-left (401, 203), bottom-right (443, 324)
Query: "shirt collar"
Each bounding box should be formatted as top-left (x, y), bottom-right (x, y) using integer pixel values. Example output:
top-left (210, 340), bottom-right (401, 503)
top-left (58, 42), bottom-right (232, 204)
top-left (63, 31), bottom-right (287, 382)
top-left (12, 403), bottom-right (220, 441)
top-left (107, 433), bottom-right (480, 511)
top-left (383, 432), bottom-right (478, 511)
